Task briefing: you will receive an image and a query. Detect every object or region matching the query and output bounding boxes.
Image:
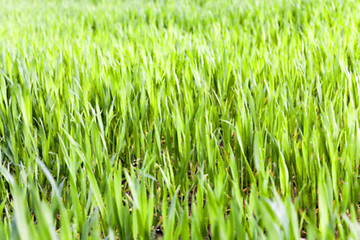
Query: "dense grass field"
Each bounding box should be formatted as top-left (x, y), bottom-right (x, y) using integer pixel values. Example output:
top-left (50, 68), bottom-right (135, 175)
top-left (1, 0), bottom-right (360, 239)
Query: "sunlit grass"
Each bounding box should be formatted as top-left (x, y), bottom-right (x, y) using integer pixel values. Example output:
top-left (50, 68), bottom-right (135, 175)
top-left (1, 0), bottom-right (360, 239)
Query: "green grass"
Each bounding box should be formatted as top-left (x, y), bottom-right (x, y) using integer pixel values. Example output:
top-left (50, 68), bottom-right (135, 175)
top-left (1, 0), bottom-right (360, 239)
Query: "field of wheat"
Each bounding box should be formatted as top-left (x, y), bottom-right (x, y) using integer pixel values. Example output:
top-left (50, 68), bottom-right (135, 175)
top-left (1, 0), bottom-right (360, 239)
